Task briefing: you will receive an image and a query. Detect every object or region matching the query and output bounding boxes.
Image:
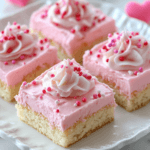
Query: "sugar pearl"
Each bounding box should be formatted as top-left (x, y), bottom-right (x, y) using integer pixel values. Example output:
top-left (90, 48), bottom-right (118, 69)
top-left (128, 71), bottom-right (133, 75)
top-left (139, 67), bottom-right (143, 72)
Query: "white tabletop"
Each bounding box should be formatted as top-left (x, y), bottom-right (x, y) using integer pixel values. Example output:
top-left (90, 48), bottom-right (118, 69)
top-left (0, 0), bottom-right (150, 150)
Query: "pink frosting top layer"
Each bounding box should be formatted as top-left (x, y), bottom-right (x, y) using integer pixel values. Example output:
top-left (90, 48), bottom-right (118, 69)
top-left (83, 36), bottom-right (150, 99)
top-left (0, 42), bottom-right (59, 86)
top-left (15, 60), bottom-right (116, 131)
top-left (30, 4), bottom-right (116, 57)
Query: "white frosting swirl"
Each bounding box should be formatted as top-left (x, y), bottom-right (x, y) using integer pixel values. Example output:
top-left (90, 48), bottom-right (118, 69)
top-left (48, 0), bottom-right (94, 31)
top-left (102, 31), bottom-right (150, 70)
top-left (0, 22), bottom-right (38, 61)
top-left (42, 59), bottom-right (95, 97)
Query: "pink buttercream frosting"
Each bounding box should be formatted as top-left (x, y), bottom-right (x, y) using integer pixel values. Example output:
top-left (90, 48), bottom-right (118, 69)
top-left (83, 31), bottom-right (150, 99)
top-left (15, 59), bottom-right (116, 131)
top-left (30, 1), bottom-right (116, 57)
top-left (0, 22), bottom-right (60, 86)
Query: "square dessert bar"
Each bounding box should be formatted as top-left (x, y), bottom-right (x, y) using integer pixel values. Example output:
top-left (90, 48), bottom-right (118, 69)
top-left (30, 0), bottom-right (116, 63)
top-left (0, 22), bottom-right (59, 102)
top-left (15, 59), bottom-right (116, 147)
top-left (83, 31), bottom-right (150, 112)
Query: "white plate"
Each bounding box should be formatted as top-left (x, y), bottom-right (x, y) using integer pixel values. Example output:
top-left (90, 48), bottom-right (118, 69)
top-left (0, 1), bottom-right (150, 150)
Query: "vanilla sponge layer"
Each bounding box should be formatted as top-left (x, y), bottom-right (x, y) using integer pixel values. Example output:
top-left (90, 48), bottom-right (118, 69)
top-left (0, 64), bottom-right (51, 102)
top-left (16, 104), bottom-right (115, 147)
top-left (37, 30), bottom-right (107, 63)
top-left (97, 77), bottom-right (150, 112)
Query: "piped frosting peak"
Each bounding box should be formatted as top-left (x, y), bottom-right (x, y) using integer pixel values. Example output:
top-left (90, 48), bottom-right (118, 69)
top-left (42, 59), bottom-right (95, 97)
top-left (0, 22), bottom-right (38, 61)
top-left (101, 31), bottom-right (150, 71)
top-left (48, 0), bottom-right (95, 32)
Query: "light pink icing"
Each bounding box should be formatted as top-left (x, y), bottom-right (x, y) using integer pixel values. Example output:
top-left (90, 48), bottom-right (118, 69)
top-left (83, 31), bottom-right (150, 99)
top-left (0, 23), bottom-right (60, 86)
top-left (30, 2), bottom-right (116, 57)
top-left (42, 59), bottom-right (95, 97)
top-left (0, 23), bottom-right (38, 61)
top-left (15, 59), bottom-right (116, 131)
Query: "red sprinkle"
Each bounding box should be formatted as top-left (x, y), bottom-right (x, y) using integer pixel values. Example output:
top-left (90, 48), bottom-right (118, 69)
top-left (42, 89), bottom-right (46, 94)
top-left (47, 87), bottom-right (51, 92)
top-left (97, 54), bottom-right (100, 58)
top-left (78, 72), bottom-right (83, 76)
top-left (24, 29), bottom-right (29, 33)
top-left (44, 38), bottom-right (48, 42)
top-left (135, 32), bottom-right (139, 35)
top-left (1, 31), bottom-right (4, 34)
top-left (106, 59), bottom-right (109, 62)
top-left (7, 48), bottom-right (13, 53)
top-left (17, 35), bottom-right (22, 40)
top-left (40, 46), bottom-right (44, 51)
top-left (55, 8), bottom-right (60, 15)
top-left (76, 101), bottom-right (81, 106)
top-left (144, 41), bottom-right (148, 46)
top-left (119, 57), bottom-right (125, 61)
top-left (134, 71), bottom-right (138, 75)
top-left (32, 80), bottom-right (37, 85)
top-left (74, 67), bottom-right (77, 71)
top-left (77, 67), bottom-right (81, 72)
top-left (20, 55), bottom-right (25, 60)
top-left (71, 29), bottom-right (76, 34)
top-left (129, 36), bottom-right (132, 38)
top-left (75, 1), bottom-right (79, 5)
top-left (56, 109), bottom-right (59, 113)
top-left (17, 25), bottom-right (20, 29)
top-left (102, 45), bottom-right (107, 49)
top-left (82, 97), bottom-right (87, 102)
top-left (93, 94), bottom-right (98, 99)
top-left (51, 74), bottom-right (55, 77)
top-left (4, 61), bottom-right (8, 65)
top-left (4, 36), bottom-right (8, 41)
top-left (40, 40), bottom-right (44, 44)
top-left (32, 53), bottom-right (36, 57)
top-left (76, 16), bottom-right (81, 21)
top-left (40, 95), bottom-right (43, 99)
top-left (89, 51), bottom-right (92, 55)
top-left (70, 62), bottom-right (73, 66)
top-left (12, 36), bottom-right (15, 40)
top-left (87, 75), bottom-right (92, 80)
top-left (126, 39), bottom-right (129, 44)
top-left (98, 93), bottom-right (101, 98)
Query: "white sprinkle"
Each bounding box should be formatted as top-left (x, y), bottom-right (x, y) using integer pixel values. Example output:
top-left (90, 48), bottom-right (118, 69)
top-left (25, 83), bottom-right (28, 88)
top-left (18, 31), bottom-right (24, 35)
top-left (98, 90), bottom-right (101, 94)
top-left (137, 72), bottom-right (140, 76)
top-left (55, 100), bottom-right (59, 105)
top-left (128, 70), bottom-right (133, 75)
top-left (74, 103), bottom-right (77, 107)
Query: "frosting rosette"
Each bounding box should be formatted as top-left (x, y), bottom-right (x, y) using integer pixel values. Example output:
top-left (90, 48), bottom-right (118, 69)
top-left (0, 22), bottom-right (38, 61)
top-left (42, 59), bottom-right (95, 97)
top-left (48, 0), bottom-right (95, 32)
top-left (101, 31), bottom-right (150, 70)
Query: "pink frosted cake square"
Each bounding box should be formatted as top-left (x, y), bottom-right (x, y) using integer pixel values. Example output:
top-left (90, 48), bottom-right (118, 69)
top-left (0, 22), bottom-right (59, 102)
top-left (83, 31), bottom-right (150, 112)
top-left (15, 59), bottom-right (116, 147)
top-left (30, 0), bottom-right (116, 63)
